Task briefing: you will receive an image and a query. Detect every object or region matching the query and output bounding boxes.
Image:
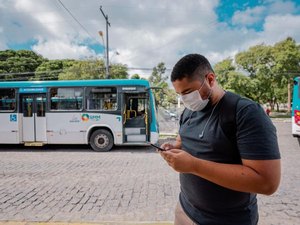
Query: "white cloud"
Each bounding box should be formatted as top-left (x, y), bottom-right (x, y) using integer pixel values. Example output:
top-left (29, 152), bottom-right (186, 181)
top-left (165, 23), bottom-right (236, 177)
top-left (269, 0), bottom-right (298, 14)
top-left (232, 6), bottom-right (266, 26)
top-left (260, 14), bottom-right (300, 43)
top-left (32, 39), bottom-right (97, 60)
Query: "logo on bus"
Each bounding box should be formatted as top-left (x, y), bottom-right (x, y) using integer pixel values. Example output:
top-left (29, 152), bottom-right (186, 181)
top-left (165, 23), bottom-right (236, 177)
top-left (81, 114), bottom-right (101, 122)
top-left (10, 114), bottom-right (17, 122)
top-left (81, 114), bottom-right (89, 122)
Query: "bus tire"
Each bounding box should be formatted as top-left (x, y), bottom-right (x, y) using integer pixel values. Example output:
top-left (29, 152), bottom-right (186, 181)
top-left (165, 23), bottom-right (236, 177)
top-left (90, 129), bottom-right (114, 152)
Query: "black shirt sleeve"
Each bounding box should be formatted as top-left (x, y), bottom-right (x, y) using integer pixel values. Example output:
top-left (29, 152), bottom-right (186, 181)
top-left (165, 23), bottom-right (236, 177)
top-left (236, 99), bottom-right (281, 160)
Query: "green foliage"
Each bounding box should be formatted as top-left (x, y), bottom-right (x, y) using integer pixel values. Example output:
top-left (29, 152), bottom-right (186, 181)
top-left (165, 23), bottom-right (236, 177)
top-left (164, 88), bottom-right (178, 108)
top-left (234, 37), bottom-right (300, 109)
top-left (109, 63), bottom-right (129, 79)
top-left (272, 37), bottom-right (300, 83)
top-left (34, 59), bottom-right (75, 80)
top-left (149, 62), bottom-right (167, 84)
top-left (148, 62), bottom-right (170, 107)
top-left (131, 74), bottom-right (141, 79)
top-left (214, 58), bottom-right (236, 86)
top-left (58, 59), bottom-right (129, 80)
top-left (0, 49), bottom-right (45, 80)
top-left (58, 59), bottom-right (105, 80)
top-left (130, 73), bottom-right (147, 80)
top-left (223, 71), bottom-right (258, 100)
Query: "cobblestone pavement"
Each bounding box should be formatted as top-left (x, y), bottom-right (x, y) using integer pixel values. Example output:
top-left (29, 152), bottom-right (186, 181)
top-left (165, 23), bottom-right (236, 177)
top-left (0, 145), bottom-right (179, 223)
top-left (0, 121), bottom-right (299, 225)
top-left (258, 121), bottom-right (300, 225)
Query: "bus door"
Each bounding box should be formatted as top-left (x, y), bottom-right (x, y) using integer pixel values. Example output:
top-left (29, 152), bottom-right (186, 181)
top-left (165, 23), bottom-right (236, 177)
top-left (122, 92), bottom-right (149, 143)
top-left (21, 94), bottom-right (47, 142)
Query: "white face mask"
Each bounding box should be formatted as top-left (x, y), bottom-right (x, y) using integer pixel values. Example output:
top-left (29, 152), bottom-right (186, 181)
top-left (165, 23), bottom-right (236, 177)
top-left (181, 80), bottom-right (210, 111)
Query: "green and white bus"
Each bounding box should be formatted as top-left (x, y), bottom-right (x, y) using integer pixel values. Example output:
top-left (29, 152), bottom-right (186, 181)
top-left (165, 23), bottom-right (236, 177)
top-left (0, 79), bottom-right (159, 151)
top-left (292, 76), bottom-right (300, 138)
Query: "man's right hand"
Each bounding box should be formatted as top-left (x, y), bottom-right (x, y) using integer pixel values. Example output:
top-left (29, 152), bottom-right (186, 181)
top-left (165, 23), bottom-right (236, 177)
top-left (161, 142), bottom-right (175, 151)
top-left (160, 135), bottom-right (182, 150)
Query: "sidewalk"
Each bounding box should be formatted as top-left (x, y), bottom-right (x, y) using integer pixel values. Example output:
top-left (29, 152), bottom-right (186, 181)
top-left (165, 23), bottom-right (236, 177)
top-left (0, 222), bottom-right (173, 225)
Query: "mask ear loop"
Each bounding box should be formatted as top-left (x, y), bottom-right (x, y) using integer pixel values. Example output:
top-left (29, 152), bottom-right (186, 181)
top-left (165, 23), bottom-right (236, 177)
top-left (199, 77), bottom-right (213, 101)
top-left (198, 78), bottom-right (206, 92)
top-left (208, 89), bottom-right (213, 101)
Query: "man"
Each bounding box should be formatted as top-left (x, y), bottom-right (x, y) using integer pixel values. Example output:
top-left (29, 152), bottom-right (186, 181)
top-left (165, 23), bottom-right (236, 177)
top-left (159, 54), bottom-right (281, 225)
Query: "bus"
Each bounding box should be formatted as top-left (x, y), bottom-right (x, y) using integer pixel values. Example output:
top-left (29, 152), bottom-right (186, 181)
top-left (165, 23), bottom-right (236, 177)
top-left (0, 79), bottom-right (159, 151)
top-left (292, 76), bottom-right (300, 138)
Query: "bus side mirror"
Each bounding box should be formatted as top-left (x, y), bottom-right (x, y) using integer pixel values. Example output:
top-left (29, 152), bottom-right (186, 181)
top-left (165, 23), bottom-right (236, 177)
top-left (294, 80), bottom-right (298, 85)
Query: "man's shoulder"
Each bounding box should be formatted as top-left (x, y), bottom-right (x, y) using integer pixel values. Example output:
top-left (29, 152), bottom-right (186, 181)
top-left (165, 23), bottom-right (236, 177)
top-left (236, 97), bottom-right (262, 114)
top-left (222, 92), bottom-right (263, 120)
top-left (222, 91), bottom-right (258, 112)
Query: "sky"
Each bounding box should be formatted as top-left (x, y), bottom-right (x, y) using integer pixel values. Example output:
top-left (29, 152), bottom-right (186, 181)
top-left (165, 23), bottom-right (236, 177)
top-left (1, 0), bottom-right (300, 78)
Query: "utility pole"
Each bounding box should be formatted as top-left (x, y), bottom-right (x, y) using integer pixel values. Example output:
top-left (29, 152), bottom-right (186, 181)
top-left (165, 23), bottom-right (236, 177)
top-left (99, 6), bottom-right (110, 79)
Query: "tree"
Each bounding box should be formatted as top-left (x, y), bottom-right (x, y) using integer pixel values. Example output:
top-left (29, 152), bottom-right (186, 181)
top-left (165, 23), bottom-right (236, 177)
top-left (109, 63), bottom-right (129, 79)
top-left (148, 62), bottom-right (167, 84)
top-left (58, 59), bottom-right (129, 80)
top-left (0, 49), bottom-right (45, 81)
top-left (222, 71), bottom-right (258, 100)
top-left (235, 39), bottom-right (300, 111)
top-left (148, 62), bottom-right (169, 107)
top-left (235, 44), bottom-right (277, 105)
top-left (34, 59), bottom-right (75, 80)
top-left (58, 59), bottom-right (106, 80)
top-left (131, 74), bottom-right (141, 79)
top-left (271, 37), bottom-right (300, 112)
top-left (164, 88), bottom-right (178, 108)
top-left (214, 58), bottom-right (236, 87)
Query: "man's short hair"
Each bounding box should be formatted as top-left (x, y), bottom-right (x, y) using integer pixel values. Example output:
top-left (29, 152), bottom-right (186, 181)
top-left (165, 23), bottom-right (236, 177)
top-left (171, 54), bottom-right (214, 82)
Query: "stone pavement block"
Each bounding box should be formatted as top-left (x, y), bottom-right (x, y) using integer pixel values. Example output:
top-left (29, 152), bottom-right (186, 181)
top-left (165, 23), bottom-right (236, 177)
top-left (60, 204), bottom-right (75, 213)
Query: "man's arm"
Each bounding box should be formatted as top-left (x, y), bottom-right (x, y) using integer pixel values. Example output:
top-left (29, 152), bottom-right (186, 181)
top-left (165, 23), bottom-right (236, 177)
top-left (161, 149), bottom-right (281, 195)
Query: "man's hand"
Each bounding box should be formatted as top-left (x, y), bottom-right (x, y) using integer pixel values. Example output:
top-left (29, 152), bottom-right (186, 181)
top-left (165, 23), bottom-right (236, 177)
top-left (160, 149), bottom-right (196, 173)
top-left (160, 142), bottom-right (175, 150)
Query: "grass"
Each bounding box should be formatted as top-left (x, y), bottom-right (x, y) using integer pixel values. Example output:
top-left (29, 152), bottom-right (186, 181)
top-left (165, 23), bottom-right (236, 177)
top-left (270, 112), bottom-right (291, 118)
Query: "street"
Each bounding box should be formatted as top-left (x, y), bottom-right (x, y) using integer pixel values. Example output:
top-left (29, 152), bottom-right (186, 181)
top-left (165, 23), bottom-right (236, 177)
top-left (0, 121), bottom-right (299, 225)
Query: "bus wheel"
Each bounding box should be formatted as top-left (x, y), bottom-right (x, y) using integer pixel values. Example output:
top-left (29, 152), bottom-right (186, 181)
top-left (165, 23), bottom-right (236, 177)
top-left (90, 129), bottom-right (113, 152)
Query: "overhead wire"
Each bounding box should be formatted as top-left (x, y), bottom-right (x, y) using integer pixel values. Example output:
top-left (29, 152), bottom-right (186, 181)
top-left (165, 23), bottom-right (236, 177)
top-left (56, 0), bottom-right (96, 41)
top-left (0, 66), bottom-right (172, 77)
top-left (0, 68), bottom-right (298, 82)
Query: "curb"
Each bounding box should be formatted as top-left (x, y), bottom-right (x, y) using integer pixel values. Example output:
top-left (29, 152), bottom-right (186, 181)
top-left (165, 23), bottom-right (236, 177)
top-left (159, 133), bottom-right (177, 137)
top-left (271, 118), bottom-right (291, 123)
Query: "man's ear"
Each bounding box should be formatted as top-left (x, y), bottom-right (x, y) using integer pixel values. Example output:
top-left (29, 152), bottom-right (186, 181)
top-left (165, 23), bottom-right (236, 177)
top-left (207, 73), bottom-right (215, 86)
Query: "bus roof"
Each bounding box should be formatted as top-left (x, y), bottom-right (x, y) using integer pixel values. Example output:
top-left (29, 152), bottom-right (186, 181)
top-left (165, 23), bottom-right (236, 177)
top-left (0, 79), bottom-right (150, 88)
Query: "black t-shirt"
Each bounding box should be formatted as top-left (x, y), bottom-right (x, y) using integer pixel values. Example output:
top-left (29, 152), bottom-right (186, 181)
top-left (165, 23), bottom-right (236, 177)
top-left (178, 92), bottom-right (280, 225)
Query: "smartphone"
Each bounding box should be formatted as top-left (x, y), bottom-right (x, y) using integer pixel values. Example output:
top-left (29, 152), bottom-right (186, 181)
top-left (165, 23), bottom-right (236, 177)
top-left (150, 143), bottom-right (166, 151)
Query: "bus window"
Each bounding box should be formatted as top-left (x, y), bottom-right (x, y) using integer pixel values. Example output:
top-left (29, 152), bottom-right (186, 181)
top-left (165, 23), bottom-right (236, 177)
top-left (36, 97), bottom-right (46, 117)
top-left (0, 88), bottom-right (16, 111)
top-left (22, 97), bottom-right (33, 117)
top-left (86, 87), bottom-right (117, 111)
top-left (50, 87), bottom-right (83, 110)
top-left (126, 94), bottom-right (147, 119)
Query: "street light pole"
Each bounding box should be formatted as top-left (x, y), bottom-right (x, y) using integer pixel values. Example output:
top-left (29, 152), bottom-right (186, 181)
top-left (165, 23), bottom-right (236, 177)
top-left (99, 6), bottom-right (110, 79)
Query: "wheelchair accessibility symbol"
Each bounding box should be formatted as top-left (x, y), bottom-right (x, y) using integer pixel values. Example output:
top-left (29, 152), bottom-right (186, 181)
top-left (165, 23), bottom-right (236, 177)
top-left (10, 114), bottom-right (17, 122)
